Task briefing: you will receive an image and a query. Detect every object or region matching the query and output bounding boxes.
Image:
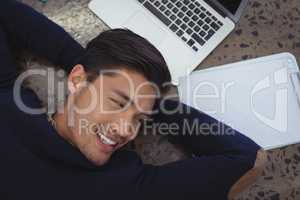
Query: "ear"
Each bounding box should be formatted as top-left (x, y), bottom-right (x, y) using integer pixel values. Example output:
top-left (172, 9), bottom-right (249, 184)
top-left (68, 64), bottom-right (87, 94)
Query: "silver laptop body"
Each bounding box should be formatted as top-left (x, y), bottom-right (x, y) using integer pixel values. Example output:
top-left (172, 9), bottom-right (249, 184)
top-left (89, 0), bottom-right (249, 84)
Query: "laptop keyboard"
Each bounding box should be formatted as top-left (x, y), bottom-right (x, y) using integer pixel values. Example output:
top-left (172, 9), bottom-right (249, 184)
top-left (137, 0), bottom-right (224, 52)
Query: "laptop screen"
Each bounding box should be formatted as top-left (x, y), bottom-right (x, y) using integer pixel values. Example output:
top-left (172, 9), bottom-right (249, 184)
top-left (215, 0), bottom-right (242, 16)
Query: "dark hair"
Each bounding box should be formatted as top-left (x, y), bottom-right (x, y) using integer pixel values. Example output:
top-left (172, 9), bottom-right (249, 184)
top-left (77, 29), bottom-right (171, 94)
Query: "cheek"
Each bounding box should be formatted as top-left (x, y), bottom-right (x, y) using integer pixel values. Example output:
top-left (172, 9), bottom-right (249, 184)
top-left (70, 112), bottom-right (98, 138)
top-left (74, 88), bottom-right (93, 110)
top-left (137, 98), bottom-right (156, 114)
top-left (77, 111), bottom-right (116, 137)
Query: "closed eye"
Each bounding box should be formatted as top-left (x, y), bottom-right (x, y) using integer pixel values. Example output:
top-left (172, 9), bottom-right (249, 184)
top-left (109, 97), bottom-right (125, 108)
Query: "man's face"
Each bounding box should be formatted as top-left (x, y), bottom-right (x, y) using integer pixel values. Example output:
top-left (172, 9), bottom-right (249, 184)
top-left (66, 67), bottom-right (157, 166)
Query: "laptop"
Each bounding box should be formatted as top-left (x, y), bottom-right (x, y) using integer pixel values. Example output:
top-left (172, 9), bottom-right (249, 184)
top-left (89, 0), bottom-right (249, 84)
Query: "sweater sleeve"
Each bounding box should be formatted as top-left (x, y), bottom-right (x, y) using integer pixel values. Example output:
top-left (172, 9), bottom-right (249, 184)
top-left (135, 99), bottom-right (261, 200)
top-left (151, 99), bottom-right (261, 157)
top-left (0, 0), bottom-right (84, 74)
top-left (0, 25), bottom-right (18, 88)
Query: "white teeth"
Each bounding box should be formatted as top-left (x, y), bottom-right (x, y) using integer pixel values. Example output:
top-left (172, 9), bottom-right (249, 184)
top-left (98, 133), bottom-right (117, 145)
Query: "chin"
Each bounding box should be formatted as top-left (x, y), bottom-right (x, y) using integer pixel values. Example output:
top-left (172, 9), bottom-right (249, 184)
top-left (77, 144), bottom-right (112, 166)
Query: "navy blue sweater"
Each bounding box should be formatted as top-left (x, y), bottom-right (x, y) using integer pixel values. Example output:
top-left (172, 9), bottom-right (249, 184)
top-left (0, 1), bottom-right (260, 200)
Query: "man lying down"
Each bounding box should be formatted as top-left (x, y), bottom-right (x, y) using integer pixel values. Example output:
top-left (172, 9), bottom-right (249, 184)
top-left (0, 1), bottom-right (266, 200)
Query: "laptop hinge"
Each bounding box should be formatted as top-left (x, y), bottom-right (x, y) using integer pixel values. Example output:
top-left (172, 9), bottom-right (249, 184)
top-left (203, 0), bottom-right (227, 18)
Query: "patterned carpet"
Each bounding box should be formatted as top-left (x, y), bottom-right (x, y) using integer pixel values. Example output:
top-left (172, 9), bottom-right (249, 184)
top-left (20, 0), bottom-right (300, 199)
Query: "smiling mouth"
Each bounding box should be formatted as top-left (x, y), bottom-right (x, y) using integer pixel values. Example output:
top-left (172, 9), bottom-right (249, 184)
top-left (97, 132), bottom-right (119, 147)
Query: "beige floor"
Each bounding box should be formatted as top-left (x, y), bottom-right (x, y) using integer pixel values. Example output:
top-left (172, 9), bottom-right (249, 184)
top-left (20, 0), bottom-right (300, 199)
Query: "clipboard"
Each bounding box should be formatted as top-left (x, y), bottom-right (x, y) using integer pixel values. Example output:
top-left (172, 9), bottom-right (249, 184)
top-left (178, 53), bottom-right (300, 150)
